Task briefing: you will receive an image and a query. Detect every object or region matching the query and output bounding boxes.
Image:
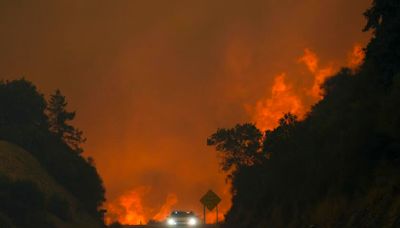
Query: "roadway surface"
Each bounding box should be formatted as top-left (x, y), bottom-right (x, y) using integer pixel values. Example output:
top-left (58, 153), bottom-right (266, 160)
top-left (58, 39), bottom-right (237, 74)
top-left (124, 225), bottom-right (220, 228)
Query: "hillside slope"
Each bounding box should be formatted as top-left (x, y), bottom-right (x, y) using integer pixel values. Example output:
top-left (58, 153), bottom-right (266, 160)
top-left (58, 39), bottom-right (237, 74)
top-left (0, 140), bottom-right (103, 228)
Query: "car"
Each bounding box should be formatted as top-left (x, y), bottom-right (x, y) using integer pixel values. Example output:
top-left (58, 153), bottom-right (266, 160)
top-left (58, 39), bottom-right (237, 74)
top-left (166, 211), bottom-right (200, 226)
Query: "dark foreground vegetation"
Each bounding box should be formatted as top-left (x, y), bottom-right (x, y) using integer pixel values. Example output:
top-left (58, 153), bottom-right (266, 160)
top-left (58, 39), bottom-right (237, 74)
top-left (0, 80), bottom-right (105, 227)
top-left (208, 0), bottom-right (400, 227)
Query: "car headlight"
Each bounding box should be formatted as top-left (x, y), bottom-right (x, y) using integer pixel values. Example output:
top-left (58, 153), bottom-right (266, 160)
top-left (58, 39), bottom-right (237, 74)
top-left (167, 218), bottom-right (177, 226)
top-left (188, 217), bottom-right (197, 226)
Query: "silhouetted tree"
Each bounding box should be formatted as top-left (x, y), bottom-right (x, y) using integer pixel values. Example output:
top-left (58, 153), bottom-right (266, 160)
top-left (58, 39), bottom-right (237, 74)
top-left (47, 89), bottom-right (86, 154)
top-left (363, 0), bottom-right (400, 84)
top-left (207, 123), bottom-right (263, 172)
top-left (0, 79), bottom-right (106, 224)
top-left (0, 79), bottom-right (48, 149)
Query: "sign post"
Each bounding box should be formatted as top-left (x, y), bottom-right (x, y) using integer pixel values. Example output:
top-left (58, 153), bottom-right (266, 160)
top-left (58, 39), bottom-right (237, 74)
top-left (200, 190), bottom-right (221, 225)
top-left (203, 203), bottom-right (206, 224)
top-left (216, 204), bottom-right (219, 224)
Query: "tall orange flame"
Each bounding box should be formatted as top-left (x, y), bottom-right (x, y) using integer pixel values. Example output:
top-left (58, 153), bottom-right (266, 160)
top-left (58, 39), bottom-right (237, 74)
top-left (298, 48), bottom-right (319, 74)
top-left (252, 73), bottom-right (305, 131)
top-left (105, 186), bottom-right (150, 225)
top-left (251, 45), bottom-right (363, 131)
top-left (104, 186), bottom-right (179, 225)
top-left (152, 193), bottom-right (178, 221)
top-left (299, 48), bottom-right (335, 99)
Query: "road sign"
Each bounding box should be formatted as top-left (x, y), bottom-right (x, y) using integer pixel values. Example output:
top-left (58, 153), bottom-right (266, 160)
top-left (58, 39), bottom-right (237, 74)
top-left (200, 190), bottom-right (221, 211)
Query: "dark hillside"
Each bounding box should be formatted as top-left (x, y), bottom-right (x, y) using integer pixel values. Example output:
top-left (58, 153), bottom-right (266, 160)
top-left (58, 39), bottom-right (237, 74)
top-left (0, 140), bottom-right (103, 228)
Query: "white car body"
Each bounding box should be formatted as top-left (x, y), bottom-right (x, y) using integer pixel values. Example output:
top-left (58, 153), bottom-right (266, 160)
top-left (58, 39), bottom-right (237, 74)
top-left (166, 211), bottom-right (199, 227)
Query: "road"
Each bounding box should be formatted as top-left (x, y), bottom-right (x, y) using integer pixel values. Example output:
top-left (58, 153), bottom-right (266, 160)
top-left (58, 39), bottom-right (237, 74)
top-left (124, 225), bottom-right (220, 228)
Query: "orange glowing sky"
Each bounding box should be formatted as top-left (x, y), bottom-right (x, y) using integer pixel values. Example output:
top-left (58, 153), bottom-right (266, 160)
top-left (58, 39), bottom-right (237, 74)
top-left (0, 0), bottom-right (370, 225)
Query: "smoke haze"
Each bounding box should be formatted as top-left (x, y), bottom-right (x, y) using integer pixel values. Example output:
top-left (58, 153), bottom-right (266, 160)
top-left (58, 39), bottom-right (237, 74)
top-left (0, 0), bottom-right (371, 224)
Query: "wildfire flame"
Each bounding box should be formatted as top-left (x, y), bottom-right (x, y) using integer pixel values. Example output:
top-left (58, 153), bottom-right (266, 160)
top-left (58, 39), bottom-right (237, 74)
top-left (105, 186), bottom-right (178, 225)
top-left (298, 48), bottom-right (319, 74)
top-left (252, 44), bottom-right (364, 131)
top-left (105, 186), bottom-right (150, 225)
top-left (347, 43), bottom-right (365, 70)
top-left (253, 73), bottom-right (304, 131)
top-left (298, 48), bottom-right (335, 99)
top-left (152, 193), bottom-right (178, 221)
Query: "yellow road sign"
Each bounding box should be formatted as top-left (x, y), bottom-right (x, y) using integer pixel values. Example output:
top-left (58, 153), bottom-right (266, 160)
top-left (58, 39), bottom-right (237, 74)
top-left (200, 190), bottom-right (221, 211)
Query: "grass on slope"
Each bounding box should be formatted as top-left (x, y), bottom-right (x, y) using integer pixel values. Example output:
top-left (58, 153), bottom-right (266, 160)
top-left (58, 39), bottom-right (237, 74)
top-left (0, 140), bottom-right (103, 228)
